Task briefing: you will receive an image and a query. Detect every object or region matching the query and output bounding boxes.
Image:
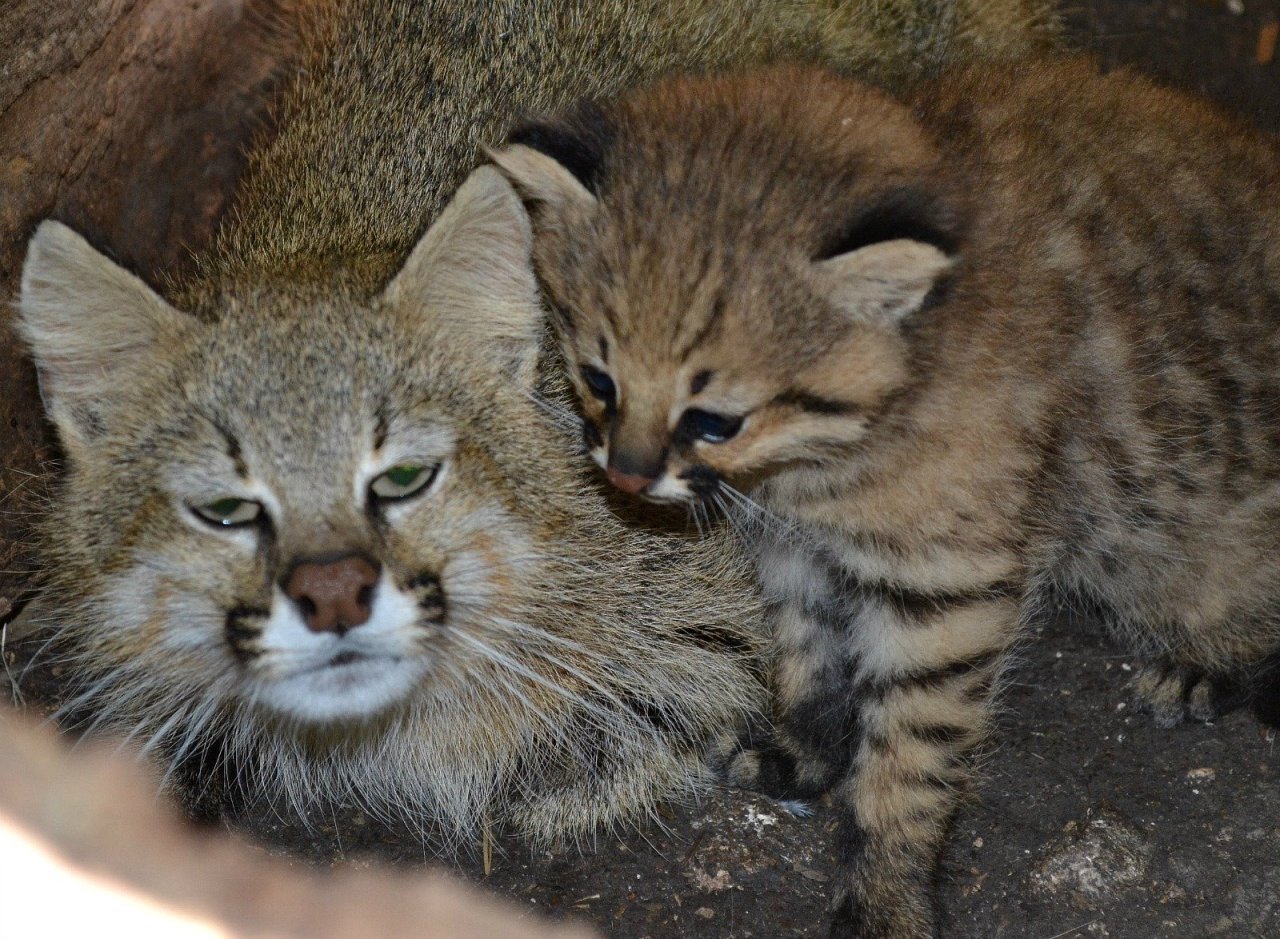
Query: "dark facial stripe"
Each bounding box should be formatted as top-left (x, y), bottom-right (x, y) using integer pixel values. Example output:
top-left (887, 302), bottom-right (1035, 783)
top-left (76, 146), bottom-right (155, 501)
top-left (211, 419), bottom-right (248, 478)
top-left (771, 389), bottom-right (861, 416)
top-left (225, 606), bottom-right (268, 663)
top-left (372, 404), bottom-right (390, 452)
top-left (676, 295), bottom-right (727, 363)
top-left (407, 572), bottom-right (446, 622)
top-left (679, 464), bottom-right (723, 499)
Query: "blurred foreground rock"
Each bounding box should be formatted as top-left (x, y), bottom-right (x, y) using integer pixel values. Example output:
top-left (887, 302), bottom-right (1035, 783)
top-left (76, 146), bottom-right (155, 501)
top-left (0, 708), bottom-right (597, 939)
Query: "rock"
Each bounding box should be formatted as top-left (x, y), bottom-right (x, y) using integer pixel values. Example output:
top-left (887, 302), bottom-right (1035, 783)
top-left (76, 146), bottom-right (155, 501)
top-left (1029, 808), bottom-right (1152, 907)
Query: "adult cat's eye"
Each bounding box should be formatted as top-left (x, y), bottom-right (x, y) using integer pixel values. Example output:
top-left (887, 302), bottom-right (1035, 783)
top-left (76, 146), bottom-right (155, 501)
top-left (580, 365), bottom-right (616, 404)
top-left (677, 409), bottom-right (743, 444)
top-left (369, 463), bottom-right (440, 501)
top-left (192, 497), bottom-right (263, 527)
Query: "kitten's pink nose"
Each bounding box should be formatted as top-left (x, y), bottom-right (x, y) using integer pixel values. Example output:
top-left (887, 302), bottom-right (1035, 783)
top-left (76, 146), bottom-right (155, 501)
top-left (284, 554), bottom-right (379, 634)
top-left (606, 465), bottom-right (655, 495)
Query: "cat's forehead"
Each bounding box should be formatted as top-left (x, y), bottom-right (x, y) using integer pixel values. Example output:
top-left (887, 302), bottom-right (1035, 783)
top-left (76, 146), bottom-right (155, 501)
top-left (566, 231), bottom-right (827, 374)
top-left (181, 300), bottom-right (460, 467)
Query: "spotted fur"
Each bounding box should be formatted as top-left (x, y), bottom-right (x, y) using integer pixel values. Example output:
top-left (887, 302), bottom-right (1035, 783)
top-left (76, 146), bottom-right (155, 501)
top-left (496, 59), bottom-right (1280, 935)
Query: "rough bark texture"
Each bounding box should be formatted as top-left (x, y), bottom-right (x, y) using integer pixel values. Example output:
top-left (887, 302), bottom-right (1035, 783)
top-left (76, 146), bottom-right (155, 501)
top-left (0, 0), bottom-right (294, 608)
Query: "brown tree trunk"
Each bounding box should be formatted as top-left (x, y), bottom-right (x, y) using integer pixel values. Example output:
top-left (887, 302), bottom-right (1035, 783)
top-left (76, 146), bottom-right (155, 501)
top-left (0, 0), bottom-right (295, 611)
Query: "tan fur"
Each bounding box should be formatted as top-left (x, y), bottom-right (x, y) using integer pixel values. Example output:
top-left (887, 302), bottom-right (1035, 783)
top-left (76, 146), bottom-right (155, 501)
top-left (12, 0), bottom-right (1056, 858)
top-left (499, 57), bottom-right (1280, 935)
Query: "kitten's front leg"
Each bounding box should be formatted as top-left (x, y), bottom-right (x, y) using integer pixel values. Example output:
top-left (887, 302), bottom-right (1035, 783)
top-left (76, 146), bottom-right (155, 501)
top-left (717, 542), bottom-right (862, 801)
top-left (830, 587), bottom-right (1018, 938)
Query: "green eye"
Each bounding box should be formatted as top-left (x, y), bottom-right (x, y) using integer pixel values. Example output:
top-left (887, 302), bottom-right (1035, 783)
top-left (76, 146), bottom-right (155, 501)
top-left (370, 463), bottom-right (439, 501)
top-left (192, 497), bottom-right (263, 527)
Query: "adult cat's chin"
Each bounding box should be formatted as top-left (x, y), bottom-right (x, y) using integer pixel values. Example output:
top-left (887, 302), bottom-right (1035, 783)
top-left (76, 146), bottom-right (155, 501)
top-left (250, 653), bottom-right (429, 726)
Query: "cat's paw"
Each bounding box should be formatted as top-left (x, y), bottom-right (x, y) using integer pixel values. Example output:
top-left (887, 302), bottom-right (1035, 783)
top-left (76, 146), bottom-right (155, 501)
top-left (1130, 662), bottom-right (1244, 727)
top-left (708, 734), bottom-right (831, 802)
top-left (720, 744), bottom-right (801, 797)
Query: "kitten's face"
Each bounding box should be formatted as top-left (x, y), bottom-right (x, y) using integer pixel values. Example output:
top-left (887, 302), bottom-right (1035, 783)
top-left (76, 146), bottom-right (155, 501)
top-left (558, 279), bottom-right (914, 505)
top-left (494, 68), bottom-right (956, 505)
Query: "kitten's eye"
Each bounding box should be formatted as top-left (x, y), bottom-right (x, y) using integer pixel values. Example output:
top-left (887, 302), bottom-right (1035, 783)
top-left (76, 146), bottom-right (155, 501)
top-left (677, 409), bottom-right (743, 444)
top-left (580, 365), bottom-right (616, 405)
top-left (370, 463), bottom-right (439, 501)
top-left (192, 497), bottom-right (263, 527)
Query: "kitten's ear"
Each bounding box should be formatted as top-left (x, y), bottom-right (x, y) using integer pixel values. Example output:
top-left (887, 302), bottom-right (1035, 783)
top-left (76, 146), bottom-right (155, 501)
top-left (815, 239), bottom-right (953, 324)
top-left (489, 144), bottom-right (598, 214)
top-left (383, 165), bottom-right (543, 386)
top-left (815, 190), bottom-right (957, 324)
top-left (490, 106), bottom-right (611, 212)
top-left (19, 221), bottom-right (197, 453)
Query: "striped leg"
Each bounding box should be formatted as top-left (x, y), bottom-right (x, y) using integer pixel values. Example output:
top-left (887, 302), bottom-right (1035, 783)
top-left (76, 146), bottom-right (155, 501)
top-left (724, 537), bottom-right (1018, 937)
top-left (828, 586), bottom-right (1015, 938)
top-left (719, 544), bottom-right (861, 800)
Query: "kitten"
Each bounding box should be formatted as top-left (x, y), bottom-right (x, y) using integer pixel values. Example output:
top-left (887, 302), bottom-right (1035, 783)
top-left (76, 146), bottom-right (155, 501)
top-left (494, 58), bottom-right (1280, 936)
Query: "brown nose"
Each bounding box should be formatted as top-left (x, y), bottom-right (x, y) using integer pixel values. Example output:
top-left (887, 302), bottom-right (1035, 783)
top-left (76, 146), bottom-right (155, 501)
top-left (606, 465), bottom-right (655, 495)
top-left (284, 554), bottom-right (380, 634)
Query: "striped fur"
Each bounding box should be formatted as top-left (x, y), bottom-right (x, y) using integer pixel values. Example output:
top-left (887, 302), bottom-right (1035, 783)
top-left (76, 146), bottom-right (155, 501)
top-left (497, 58), bottom-right (1280, 936)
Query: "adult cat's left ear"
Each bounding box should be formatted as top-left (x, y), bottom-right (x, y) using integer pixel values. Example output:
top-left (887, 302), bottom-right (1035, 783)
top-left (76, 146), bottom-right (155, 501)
top-left (815, 238), bottom-right (953, 324)
top-left (382, 165), bottom-right (543, 387)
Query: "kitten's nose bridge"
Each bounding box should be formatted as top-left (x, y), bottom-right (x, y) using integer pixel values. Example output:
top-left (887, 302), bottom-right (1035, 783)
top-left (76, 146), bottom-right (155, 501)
top-left (607, 421), bottom-right (668, 494)
top-left (283, 553), bottom-right (380, 634)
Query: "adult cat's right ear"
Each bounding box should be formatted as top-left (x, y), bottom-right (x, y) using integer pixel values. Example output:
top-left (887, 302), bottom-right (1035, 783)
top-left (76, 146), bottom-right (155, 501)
top-left (18, 221), bottom-right (196, 455)
top-left (490, 105), bottom-right (611, 212)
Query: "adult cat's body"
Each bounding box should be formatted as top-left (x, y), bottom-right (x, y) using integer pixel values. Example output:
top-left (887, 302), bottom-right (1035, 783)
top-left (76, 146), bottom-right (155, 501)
top-left (12, 1), bottom-right (1056, 848)
top-left (496, 58), bottom-right (1280, 935)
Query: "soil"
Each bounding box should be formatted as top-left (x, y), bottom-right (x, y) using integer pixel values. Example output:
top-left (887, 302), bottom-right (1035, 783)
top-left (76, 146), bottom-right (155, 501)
top-left (7, 3), bottom-right (1280, 938)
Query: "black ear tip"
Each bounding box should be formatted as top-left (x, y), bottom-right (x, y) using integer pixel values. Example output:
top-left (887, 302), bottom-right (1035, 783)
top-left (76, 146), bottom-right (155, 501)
top-left (505, 118), bottom-right (557, 150)
top-left (818, 187), bottom-right (961, 261)
top-left (504, 102), bottom-right (614, 194)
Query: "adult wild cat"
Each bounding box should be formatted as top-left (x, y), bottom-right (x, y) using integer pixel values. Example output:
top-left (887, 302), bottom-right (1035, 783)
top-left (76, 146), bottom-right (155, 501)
top-left (495, 58), bottom-right (1280, 935)
top-left (11, 0), bottom-right (1058, 849)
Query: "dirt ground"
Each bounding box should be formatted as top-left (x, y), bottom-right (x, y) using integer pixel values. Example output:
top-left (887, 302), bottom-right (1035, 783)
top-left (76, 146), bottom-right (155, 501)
top-left (8, 2), bottom-right (1280, 938)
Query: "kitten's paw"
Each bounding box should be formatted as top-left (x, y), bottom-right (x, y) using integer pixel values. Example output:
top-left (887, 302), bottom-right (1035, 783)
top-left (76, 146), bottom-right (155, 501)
top-left (710, 738), bottom-right (831, 802)
top-left (720, 744), bottom-right (799, 797)
top-left (1130, 663), bottom-right (1243, 727)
